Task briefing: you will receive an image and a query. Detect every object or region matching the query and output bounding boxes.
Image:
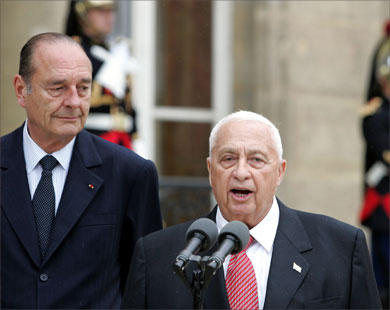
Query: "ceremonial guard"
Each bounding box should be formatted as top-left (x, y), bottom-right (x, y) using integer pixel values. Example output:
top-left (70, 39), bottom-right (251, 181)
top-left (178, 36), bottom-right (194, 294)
top-left (360, 36), bottom-right (390, 309)
top-left (66, 0), bottom-right (138, 149)
top-left (366, 19), bottom-right (390, 101)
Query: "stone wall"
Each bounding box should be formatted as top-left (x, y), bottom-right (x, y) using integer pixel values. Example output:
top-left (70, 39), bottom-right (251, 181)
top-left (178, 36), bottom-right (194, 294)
top-left (0, 0), bottom-right (68, 135)
top-left (233, 1), bottom-right (389, 227)
top-left (1, 0), bottom-right (388, 228)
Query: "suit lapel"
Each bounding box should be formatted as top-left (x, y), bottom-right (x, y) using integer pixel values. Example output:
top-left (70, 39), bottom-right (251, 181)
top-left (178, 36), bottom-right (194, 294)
top-left (43, 130), bottom-right (103, 264)
top-left (264, 200), bottom-right (312, 309)
top-left (177, 202), bottom-right (312, 309)
top-left (1, 126), bottom-right (41, 267)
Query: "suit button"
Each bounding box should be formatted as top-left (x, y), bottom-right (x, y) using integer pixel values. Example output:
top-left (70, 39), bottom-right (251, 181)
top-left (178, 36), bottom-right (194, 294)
top-left (40, 273), bottom-right (49, 282)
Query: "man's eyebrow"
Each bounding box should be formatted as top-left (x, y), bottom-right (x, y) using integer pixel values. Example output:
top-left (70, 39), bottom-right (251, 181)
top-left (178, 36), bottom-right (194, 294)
top-left (217, 147), bottom-right (268, 159)
top-left (80, 78), bottom-right (92, 84)
top-left (46, 77), bottom-right (92, 86)
top-left (247, 149), bottom-right (266, 155)
top-left (218, 147), bottom-right (237, 154)
top-left (47, 79), bottom-right (66, 86)
top-left (218, 147), bottom-right (265, 153)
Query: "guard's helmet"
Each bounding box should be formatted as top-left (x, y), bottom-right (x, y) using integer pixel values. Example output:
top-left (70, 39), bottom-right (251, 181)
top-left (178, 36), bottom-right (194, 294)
top-left (75, 0), bottom-right (115, 17)
top-left (376, 39), bottom-right (390, 79)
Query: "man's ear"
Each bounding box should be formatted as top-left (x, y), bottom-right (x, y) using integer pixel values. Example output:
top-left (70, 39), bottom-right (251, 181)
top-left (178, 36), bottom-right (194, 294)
top-left (207, 157), bottom-right (212, 187)
top-left (276, 159), bottom-right (287, 186)
top-left (13, 74), bottom-right (28, 108)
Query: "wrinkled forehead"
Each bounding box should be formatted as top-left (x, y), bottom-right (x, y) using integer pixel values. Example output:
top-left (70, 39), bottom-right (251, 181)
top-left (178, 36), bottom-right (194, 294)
top-left (214, 120), bottom-right (274, 150)
top-left (218, 119), bottom-right (272, 140)
top-left (33, 40), bottom-right (92, 71)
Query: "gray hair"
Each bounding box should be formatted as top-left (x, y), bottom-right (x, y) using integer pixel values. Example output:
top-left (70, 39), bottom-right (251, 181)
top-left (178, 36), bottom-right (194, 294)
top-left (19, 32), bottom-right (86, 92)
top-left (209, 110), bottom-right (283, 159)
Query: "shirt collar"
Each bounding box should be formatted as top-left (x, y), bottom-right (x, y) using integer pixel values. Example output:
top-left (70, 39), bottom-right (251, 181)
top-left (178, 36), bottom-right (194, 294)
top-left (216, 196), bottom-right (280, 253)
top-left (23, 120), bottom-right (76, 173)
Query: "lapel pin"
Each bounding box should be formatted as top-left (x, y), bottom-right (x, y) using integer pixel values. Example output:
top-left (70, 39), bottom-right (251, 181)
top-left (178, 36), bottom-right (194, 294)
top-left (293, 262), bottom-right (302, 273)
top-left (88, 184), bottom-right (95, 189)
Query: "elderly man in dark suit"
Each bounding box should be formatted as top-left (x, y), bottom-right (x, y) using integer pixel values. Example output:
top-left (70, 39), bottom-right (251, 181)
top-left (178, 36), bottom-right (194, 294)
top-left (122, 110), bottom-right (381, 309)
top-left (1, 32), bottom-right (162, 309)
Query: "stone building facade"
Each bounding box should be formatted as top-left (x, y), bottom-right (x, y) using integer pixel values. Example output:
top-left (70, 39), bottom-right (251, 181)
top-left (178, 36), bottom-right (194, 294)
top-left (1, 0), bottom-right (388, 228)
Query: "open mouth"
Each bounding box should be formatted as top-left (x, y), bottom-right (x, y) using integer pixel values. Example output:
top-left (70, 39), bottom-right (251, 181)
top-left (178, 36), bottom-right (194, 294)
top-left (231, 189), bottom-right (253, 197)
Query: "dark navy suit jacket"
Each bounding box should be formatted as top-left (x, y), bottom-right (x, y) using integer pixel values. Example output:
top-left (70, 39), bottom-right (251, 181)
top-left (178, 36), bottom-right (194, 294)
top-left (122, 201), bottom-right (381, 309)
top-left (1, 125), bottom-right (162, 309)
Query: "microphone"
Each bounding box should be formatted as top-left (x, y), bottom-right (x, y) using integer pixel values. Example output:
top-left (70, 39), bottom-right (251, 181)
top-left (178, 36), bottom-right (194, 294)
top-left (173, 218), bottom-right (218, 273)
top-left (206, 221), bottom-right (250, 272)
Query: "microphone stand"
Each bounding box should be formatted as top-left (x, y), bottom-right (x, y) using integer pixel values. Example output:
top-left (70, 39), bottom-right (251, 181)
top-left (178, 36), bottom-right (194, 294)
top-left (192, 268), bottom-right (204, 310)
top-left (173, 255), bottom-right (217, 310)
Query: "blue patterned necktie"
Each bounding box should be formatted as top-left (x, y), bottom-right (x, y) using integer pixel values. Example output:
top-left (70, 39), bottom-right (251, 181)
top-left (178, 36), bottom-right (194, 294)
top-left (32, 155), bottom-right (58, 257)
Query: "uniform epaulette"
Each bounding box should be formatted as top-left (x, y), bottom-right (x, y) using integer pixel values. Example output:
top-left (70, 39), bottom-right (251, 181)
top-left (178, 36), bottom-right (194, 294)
top-left (360, 97), bottom-right (382, 118)
top-left (71, 35), bottom-right (82, 45)
top-left (383, 150), bottom-right (390, 164)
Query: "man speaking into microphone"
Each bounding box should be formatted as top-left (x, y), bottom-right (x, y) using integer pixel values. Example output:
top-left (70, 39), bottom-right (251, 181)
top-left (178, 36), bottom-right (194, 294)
top-left (121, 111), bottom-right (381, 309)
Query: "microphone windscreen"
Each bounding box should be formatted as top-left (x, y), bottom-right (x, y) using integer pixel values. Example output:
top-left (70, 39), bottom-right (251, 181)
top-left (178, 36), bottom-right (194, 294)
top-left (219, 221), bottom-right (250, 254)
top-left (185, 218), bottom-right (218, 252)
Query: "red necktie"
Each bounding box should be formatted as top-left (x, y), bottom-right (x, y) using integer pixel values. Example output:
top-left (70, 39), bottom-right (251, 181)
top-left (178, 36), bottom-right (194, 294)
top-left (226, 235), bottom-right (259, 310)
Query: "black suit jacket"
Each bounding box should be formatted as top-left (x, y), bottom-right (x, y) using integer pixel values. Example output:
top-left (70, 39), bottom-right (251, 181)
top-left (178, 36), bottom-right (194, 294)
top-left (1, 125), bottom-right (162, 308)
top-left (122, 200), bottom-right (381, 309)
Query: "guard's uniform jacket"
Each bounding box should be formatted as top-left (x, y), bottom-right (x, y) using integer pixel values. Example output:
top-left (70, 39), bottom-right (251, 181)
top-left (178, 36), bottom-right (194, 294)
top-left (73, 34), bottom-right (137, 149)
top-left (360, 96), bottom-right (390, 231)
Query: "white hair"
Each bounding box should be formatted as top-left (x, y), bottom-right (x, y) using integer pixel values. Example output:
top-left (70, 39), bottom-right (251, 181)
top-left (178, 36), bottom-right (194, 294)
top-left (209, 110), bottom-right (283, 159)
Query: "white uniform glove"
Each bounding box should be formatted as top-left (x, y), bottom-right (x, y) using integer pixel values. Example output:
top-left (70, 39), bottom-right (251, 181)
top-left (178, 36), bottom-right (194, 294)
top-left (91, 38), bottom-right (139, 99)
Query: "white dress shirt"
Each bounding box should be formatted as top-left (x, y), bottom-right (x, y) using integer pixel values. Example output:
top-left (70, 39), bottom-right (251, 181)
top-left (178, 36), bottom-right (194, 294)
top-left (23, 121), bottom-right (75, 214)
top-left (216, 196), bottom-right (280, 310)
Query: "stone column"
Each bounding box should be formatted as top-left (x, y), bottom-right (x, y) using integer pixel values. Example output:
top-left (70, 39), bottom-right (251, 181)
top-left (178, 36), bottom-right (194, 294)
top-left (233, 0), bottom-right (389, 226)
